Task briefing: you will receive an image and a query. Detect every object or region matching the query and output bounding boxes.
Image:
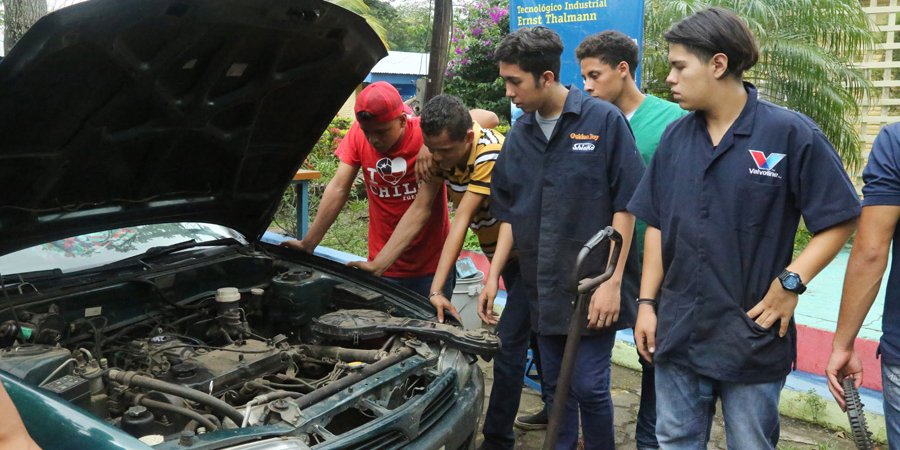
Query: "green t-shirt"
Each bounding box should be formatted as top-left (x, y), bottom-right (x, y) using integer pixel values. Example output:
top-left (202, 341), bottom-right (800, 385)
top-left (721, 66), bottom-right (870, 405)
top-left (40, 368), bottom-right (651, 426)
top-left (629, 95), bottom-right (688, 254)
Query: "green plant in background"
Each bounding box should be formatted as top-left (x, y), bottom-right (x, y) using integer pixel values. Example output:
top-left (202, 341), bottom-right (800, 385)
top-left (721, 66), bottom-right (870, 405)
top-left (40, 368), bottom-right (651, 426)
top-left (642, 0), bottom-right (875, 173)
top-left (445, 0), bottom-right (511, 122)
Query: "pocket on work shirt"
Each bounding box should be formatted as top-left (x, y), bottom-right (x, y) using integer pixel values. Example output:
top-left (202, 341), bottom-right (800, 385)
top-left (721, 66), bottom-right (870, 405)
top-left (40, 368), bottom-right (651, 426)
top-left (733, 305), bottom-right (791, 369)
top-left (735, 182), bottom-right (782, 237)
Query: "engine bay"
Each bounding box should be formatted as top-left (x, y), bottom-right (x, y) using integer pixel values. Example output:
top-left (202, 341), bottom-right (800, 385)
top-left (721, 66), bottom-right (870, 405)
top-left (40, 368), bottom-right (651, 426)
top-left (0, 249), bottom-right (497, 446)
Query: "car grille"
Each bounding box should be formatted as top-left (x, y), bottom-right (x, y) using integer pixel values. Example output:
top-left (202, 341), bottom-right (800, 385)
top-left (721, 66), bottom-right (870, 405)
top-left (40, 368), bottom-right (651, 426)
top-left (327, 370), bottom-right (458, 450)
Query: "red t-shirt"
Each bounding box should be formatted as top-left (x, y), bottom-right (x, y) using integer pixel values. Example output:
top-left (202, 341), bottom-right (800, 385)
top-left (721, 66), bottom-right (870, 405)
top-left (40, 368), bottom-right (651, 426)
top-left (335, 117), bottom-right (450, 278)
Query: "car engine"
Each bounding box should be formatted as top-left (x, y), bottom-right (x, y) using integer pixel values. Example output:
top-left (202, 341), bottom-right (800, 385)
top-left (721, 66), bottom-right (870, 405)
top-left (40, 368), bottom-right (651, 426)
top-left (0, 262), bottom-right (497, 446)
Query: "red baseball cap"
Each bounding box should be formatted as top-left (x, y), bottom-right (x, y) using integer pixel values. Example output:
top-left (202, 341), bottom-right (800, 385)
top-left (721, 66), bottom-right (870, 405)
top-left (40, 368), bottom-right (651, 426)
top-left (355, 81), bottom-right (405, 122)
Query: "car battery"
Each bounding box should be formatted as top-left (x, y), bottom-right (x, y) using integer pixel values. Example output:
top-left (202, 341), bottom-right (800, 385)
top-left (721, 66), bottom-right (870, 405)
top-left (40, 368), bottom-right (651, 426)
top-left (42, 374), bottom-right (90, 403)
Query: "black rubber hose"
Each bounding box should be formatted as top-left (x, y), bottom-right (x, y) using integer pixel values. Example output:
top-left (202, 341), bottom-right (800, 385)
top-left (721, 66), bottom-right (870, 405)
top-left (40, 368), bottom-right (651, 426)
top-left (295, 347), bottom-right (414, 409)
top-left (138, 397), bottom-right (219, 431)
top-left (184, 414), bottom-right (221, 433)
top-left (108, 369), bottom-right (244, 425)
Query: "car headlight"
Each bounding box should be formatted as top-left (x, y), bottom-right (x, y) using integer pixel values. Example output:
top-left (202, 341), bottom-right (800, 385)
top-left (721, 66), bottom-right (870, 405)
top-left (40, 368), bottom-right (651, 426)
top-left (437, 346), bottom-right (474, 390)
top-left (226, 437), bottom-right (311, 449)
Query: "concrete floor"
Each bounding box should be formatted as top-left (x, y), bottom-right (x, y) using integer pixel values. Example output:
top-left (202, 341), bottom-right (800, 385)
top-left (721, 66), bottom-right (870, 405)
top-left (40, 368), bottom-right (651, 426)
top-left (475, 360), bottom-right (862, 449)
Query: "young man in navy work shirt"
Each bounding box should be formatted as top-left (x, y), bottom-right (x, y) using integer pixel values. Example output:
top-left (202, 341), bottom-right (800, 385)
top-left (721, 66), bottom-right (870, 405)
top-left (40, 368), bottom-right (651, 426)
top-left (480, 26), bottom-right (644, 450)
top-left (628, 8), bottom-right (860, 449)
top-left (576, 30), bottom-right (688, 450)
top-left (826, 122), bottom-right (900, 445)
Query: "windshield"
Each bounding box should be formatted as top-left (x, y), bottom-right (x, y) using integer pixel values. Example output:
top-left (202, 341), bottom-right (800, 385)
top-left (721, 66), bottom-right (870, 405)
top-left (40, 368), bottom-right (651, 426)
top-left (0, 223), bottom-right (246, 276)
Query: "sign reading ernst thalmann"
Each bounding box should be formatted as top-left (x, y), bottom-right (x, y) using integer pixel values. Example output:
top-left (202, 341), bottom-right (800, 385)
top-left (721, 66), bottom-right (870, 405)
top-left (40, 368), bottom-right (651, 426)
top-left (510, 0), bottom-right (646, 88)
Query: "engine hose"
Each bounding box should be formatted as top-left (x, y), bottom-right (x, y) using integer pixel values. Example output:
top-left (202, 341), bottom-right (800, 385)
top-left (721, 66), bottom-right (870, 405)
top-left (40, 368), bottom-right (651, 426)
top-left (295, 347), bottom-right (414, 410)
top-left (107, 369), bottom-right (244, 425)
top-left (184, 414), bottom-right (221, 433)
top-left (258, 381), bottom-right (314, 393)
top-left (138, 397), bottom-right (219, 431)
top-left (296, 344), bottom-right (384, 363)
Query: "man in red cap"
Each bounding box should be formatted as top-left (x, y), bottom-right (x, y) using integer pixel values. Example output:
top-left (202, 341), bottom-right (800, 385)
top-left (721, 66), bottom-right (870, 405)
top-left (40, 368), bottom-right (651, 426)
top-left (282, 81), bottom-right (454, 297)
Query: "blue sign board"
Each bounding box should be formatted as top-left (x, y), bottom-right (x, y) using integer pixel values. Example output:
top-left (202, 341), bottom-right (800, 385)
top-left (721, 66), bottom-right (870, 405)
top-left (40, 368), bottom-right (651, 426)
top-left (510, 0), bottom-right (646, 89)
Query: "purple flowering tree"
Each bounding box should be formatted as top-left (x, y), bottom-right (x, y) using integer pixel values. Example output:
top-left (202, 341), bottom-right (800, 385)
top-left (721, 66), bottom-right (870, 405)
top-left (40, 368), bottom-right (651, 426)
top-left (445, 0), bottom-right (510, 121)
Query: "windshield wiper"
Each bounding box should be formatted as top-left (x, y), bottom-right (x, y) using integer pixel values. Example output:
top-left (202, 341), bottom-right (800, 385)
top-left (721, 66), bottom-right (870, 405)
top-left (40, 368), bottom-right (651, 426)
top-left (141, 237), bottom-right (241, 260)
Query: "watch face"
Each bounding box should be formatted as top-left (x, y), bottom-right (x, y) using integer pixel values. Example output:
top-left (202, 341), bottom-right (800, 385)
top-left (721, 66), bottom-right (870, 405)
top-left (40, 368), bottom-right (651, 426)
top-left (783, 275), bottom-right (799, 290)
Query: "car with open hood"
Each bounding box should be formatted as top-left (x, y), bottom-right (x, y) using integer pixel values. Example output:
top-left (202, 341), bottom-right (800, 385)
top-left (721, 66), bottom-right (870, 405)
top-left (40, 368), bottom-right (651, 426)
top-left (0, 0), bottom-right (498, 448)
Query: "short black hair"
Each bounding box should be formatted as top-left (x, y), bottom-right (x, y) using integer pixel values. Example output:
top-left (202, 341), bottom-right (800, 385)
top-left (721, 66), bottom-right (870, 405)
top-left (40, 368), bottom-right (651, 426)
top-left (495, 26), bottom-right (563, 83)
top-left (420, 94), bottom-right (472, 141)
top-left (575, 30), bottom-right (639, 79)
top-left (664, 7), bottom-right (758, 79)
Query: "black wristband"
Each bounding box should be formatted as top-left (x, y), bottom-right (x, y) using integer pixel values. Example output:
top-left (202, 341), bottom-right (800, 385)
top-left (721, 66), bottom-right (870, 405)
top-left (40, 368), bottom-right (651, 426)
top-left (636, 297), bottom-right (656, 307)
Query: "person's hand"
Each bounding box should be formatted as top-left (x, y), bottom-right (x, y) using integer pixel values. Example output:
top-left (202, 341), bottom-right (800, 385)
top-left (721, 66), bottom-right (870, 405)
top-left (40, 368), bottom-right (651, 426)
top-left (415, 147), bottom-right (436, 184)
top-left (634, 305), bottom-right (657, 363)
top-left (477, 277), bottom-right (500, 325)
top-left (825, 346), bottom-right (864, 410)
top-left (587, 281), bottom-right (620, 329)
top-left (747, 278), bottom-right (799, 337)
top-left (430, 293), bottom-right (461, 324)
top-left (281, 239), bottom-right (314, 253)
top-left (347, 260), bottom-right (386, 276)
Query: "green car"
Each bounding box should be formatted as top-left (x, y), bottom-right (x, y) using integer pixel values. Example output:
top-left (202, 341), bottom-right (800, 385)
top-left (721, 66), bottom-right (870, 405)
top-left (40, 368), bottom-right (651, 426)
top-left (0, 0), bottom-right (498, 448)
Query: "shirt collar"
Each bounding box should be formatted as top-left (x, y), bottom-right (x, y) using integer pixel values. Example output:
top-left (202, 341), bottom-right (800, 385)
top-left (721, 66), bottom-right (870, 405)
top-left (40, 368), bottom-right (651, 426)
top-left (465, 122), bottom-right (484, 167)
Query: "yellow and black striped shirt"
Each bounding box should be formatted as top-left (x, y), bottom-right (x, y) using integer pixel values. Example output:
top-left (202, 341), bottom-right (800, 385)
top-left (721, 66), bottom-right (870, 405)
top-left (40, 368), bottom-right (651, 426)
top-left (441, 123), bottom-right (504, 258)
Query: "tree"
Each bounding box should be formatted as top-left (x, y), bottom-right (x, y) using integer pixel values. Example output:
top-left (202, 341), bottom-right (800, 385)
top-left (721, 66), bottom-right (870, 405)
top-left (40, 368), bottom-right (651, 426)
top-left (643, 0), bottom-right (875, 171)
top-left (363, 0), bottom-right (431, 52)
top-left (445, 0), bottom-right (510, 121)
top-left (4, 0), bottom-right (47, 53)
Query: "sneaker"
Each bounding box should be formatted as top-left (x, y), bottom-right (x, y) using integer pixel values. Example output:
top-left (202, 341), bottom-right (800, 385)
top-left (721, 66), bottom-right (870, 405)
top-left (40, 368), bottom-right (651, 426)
top-left (514, 407), bottom-right (548, 430)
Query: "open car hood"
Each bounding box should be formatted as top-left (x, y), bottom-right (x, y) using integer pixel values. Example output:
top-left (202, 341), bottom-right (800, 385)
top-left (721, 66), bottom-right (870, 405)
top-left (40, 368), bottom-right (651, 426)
top-left (0, 0), bottom-right (385, 256)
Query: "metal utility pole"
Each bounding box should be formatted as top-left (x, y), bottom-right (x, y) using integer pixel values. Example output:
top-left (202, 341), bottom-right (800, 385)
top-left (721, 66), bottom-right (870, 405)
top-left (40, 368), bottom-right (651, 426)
top-left (423, 0), bottom-right (452, 103)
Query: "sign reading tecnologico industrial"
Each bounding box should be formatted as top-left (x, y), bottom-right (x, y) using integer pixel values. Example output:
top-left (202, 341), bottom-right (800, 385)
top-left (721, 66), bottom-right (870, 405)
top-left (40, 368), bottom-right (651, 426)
top-left (515, 0), bottom-right (609, 26)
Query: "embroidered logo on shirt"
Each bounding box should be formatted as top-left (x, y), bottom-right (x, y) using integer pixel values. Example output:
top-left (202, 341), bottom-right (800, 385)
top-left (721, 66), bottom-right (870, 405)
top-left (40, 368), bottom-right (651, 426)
top-left (572, 142), bottom-right (596, 152)
top-left (748, 150), bottom-right (785, 179)
top-left (570, 133), bottom-right (599, 141)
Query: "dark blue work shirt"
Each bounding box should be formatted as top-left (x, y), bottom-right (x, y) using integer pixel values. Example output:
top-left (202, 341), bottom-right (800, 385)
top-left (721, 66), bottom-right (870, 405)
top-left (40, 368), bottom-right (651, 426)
top-left (491, 86), bottom-right (645, 336)
top-left (861, 123), bottom-right (900, 365)
top-left (627, 83), bottom-right (860, 383)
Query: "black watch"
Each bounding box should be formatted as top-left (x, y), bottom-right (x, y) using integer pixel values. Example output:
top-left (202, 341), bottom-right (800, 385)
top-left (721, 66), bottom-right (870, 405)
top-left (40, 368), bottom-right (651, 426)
top-left (778, 270), bottom-right (806, 294)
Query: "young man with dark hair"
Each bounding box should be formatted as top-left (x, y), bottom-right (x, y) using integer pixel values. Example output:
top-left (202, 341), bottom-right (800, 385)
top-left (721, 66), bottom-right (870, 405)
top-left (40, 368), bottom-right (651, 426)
top-left (482, 26), bottom-right (645, 449)
top-left (576, 29), bottom-right (687, 450)
top-left (628, 8), bottom-right (860, 448)
top-left (282, 81), bottom-right (453, 298)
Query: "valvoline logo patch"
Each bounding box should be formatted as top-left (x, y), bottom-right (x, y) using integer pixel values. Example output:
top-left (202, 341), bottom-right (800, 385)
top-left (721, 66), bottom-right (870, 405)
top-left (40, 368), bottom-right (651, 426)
top-left (749, 150), bottom-right (786, 170)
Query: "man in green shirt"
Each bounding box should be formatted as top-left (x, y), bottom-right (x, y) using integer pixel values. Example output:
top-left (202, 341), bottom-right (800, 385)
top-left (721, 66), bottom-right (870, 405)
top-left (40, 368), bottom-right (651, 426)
top-left (576, 30), bottom-right (687, 450)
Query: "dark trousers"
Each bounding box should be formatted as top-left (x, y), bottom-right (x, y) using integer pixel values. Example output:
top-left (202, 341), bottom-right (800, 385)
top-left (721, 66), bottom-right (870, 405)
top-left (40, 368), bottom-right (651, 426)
top-left (636, 353), bottom-right (658, 449)
top-left (538, 332), bottom-right (616, 450)
top-left (481, 262), bottom-right (548, 450)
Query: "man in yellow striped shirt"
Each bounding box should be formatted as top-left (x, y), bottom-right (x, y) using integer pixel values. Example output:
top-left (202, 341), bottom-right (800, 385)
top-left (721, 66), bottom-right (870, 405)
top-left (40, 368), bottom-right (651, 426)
top-left (419, 94), bottom-right (505, 322)
top-left (419, 94), bottom-right (547, 449)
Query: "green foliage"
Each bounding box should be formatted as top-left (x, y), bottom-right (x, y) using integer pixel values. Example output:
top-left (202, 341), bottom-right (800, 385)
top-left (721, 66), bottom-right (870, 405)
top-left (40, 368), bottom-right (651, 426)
top-left (642, 0), bottom-right (875, 172)
top-left (445, 0), bottom-right (511, 121)
top-left (363, 0), bottom-right (432, 52)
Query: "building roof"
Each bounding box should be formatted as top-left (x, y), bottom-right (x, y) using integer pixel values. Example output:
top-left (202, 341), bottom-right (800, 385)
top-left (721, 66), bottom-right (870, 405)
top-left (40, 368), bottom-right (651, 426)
top-left (370, 51), bottom-right (429, 76)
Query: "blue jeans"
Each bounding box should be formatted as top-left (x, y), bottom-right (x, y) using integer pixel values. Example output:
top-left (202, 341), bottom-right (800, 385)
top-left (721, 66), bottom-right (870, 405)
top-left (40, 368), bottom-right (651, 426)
top-left (655, 362), bottom-right (783, 450)
top-left (636, 353), bottom-right (658, 450)
top-left (882, 361), bottom-right (900, 448)
top-left (383, 270), bottom-right (455, 299)
top-left (538, 332), bottom-right (616, 450)
top-left (481, 262), bottom-right (548, 450)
